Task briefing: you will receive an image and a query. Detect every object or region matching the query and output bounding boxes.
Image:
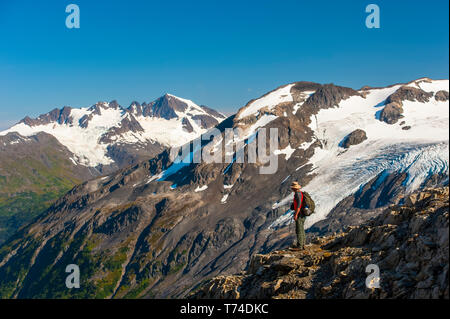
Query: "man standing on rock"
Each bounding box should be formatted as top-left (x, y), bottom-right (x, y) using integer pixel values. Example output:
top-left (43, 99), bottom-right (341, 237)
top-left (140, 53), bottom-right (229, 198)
top-left (290, 182), bottom-right (315, 251)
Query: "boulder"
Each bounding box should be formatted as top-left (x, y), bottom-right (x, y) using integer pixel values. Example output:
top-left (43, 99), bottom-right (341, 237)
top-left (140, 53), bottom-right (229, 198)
top-left (435, 90), bottom-right (449, 102)
top-left (380, 102), bottom-right (404, 124)
top-left (341, 129), bottom-right (368, 148)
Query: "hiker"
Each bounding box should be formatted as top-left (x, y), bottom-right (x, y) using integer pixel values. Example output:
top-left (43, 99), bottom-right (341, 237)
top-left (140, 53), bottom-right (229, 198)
top-left (290, 182), bottom-right (315, 250)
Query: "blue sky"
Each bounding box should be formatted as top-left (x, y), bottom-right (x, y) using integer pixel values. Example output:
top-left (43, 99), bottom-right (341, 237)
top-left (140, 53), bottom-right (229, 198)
top-left (0, 0), bottom-right (448, 130)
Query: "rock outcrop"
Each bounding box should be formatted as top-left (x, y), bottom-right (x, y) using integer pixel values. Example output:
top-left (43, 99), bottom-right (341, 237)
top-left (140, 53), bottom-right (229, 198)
top-left (380, 86), bottom-right (434, 124)
top-left (435, 90), bottom-right (449, 102)
top-left (191, 187), bottom-right (449, 299)
top-left (341, 129), bottom-right (367, 148)
top-left (380, 102), bottom-right (404, 124)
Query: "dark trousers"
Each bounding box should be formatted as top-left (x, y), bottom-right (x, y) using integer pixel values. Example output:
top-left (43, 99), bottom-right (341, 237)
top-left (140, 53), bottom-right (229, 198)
top-left (295, 215), bottom-right (306, 248)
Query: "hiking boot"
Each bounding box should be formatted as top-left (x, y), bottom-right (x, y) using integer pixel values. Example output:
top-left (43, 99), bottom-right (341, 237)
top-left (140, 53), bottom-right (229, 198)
top-left (289, 244), bottom-right (304, 251)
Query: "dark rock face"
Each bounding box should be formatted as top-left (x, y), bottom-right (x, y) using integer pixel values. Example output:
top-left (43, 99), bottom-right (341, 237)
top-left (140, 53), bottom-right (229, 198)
top-left (182, 117), bottom-right (194, 133)
top-left (105, 141), bottom-right (166, 169)
top-left (79, 102), bottom-right (114, 128)
top-left (380, 86), bottom-right (434, 125)
top-left (124, 95), bottom-right (225, 129)
top-left (100, 114), bottom-right (144, 144)
top-left (380, 102), bottom-right (404, 124)
top-left (341, 129), bottom-right (367, 148)
top-left (128, 102), bottom-right (143, 116)
top-left (302, 84), bottom-right (362, 110)
top-left (141, 102), bottom-right (152, 117)
top-left (435, 90), bottom-right (449, 102)
top-left (191, 114), bottom-right (219, 129)
top-left (78, 114), bottom-right (91, 128)
top-left (387, 86), bottom-right (433, 104)
top-left (291, 81), bottom-right (323, 93)
top-left (88, 103), bottom-right (103, 115)
top-left (20, 106), bottom-right (74, 127)
top-left (58, 107), bottom-right (73, 125)
top-left (108, 100), bottom-right (121, 109)
top-left (149, 94), bottom-right (188, 120)
top-left (192, 187), bottom-right (449, 299)
top-left (78, 103), bottom-right (105, 128)
top-left (200, 105), bottom-right (226, 119)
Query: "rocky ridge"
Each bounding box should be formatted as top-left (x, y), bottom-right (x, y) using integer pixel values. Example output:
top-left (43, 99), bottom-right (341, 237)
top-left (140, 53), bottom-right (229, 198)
top-left (192, 187), bottom-right (449, 299)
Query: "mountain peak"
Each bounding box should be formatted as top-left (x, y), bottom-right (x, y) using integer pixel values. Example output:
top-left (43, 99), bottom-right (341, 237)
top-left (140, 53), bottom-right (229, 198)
top-left (150, 93), bottom-right (190, 120)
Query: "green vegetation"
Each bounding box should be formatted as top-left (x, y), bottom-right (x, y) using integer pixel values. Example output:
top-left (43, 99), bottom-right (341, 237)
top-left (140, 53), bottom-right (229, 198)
top-left (0, 146), bottom-right (81, 243)
top-left (0, 231), bottom-right (134, 299)
top-left (123, 278), bottom-right (151, 299)
top-left (168, 261), bottom-right (186, 275)
top-left (95, 246), bottom-right (129, 299)
top-left (0, 236), bottom-right (41, 298)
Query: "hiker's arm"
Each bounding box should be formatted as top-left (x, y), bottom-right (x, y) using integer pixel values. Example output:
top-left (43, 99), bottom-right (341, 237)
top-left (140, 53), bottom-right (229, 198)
top-left (294, 207), bottom-right (301, 220)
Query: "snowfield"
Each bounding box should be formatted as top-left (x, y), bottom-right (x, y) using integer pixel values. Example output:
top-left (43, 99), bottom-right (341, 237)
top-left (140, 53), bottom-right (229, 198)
top-left (0, 107), bottom-right (123, 166)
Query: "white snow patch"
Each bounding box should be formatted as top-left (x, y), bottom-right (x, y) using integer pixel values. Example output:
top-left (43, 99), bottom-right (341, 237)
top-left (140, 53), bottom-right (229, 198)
top-left (147, 173), bottom-right (163, 184)
top-left (416, 79), bottom-right (449, 93)
top-left (134, 116), bottom-right (202, 147)
top-left (293, 91), bottom-right (315, 114)
top-left (221, 194), bottom-right (229, 203)
top-left (281, 175), bottom-right (290, 184)
top-left (195, 185), bottom-right (208, 192)
top-left (274, 145), bottom-right (296, 160)
top-left (298, 139), bottom-right (315, 150)
top-left (268, 209), bottom-right (294, 230)
top-left (238, 84), bottom-right (295, 119)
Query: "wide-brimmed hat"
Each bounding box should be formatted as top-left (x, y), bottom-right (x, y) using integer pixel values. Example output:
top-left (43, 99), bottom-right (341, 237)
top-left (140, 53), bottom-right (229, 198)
top-left (290, 182), bottom-right (301, 190)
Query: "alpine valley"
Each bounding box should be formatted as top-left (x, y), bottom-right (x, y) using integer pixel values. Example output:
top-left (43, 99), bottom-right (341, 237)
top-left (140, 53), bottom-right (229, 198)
top-left (0, 78), bottom-right (448, 299)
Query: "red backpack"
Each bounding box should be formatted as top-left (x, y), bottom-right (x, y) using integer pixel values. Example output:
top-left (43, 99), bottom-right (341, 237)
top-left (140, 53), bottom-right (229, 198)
top-left (291, 191), bottom-right (314, 216)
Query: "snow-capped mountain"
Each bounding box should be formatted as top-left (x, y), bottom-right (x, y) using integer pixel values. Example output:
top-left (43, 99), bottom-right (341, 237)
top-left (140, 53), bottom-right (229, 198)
top-left (269, 78), bottom-right (449, 229)
top-left (0, 94), bottom-right (225, 245)
top-left (0, 94), bottom-right (226, 169)
top-left (0, 78), bottom-right (448, 299)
